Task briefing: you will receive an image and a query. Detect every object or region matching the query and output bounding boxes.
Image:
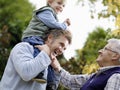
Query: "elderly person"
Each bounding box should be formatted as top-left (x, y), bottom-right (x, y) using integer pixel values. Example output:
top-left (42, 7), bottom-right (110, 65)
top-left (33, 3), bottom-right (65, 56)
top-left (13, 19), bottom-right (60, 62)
top-left (52, 38), bottom-right (120, 90)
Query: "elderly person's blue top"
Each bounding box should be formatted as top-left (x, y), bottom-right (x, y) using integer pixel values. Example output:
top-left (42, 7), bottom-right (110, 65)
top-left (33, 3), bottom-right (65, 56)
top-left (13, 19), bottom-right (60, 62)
top-left (0, 42), bottom-right (60, 90)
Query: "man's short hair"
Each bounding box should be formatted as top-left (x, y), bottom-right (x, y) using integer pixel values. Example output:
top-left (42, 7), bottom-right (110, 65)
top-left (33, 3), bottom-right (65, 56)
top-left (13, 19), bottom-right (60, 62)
top-left (44, 29), bottom-right (72, 44)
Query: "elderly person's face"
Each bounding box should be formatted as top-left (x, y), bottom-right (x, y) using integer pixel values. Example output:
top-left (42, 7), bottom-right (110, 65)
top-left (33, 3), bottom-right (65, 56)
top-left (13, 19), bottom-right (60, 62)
top-left (96, 43), bottom-right (119, 67)
top-left (46, 34), bottom-right (69, 57)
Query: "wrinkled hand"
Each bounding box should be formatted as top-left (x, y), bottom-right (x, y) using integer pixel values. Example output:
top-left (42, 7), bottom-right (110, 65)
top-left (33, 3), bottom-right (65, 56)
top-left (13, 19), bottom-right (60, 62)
top-left (51, 56), bottom-right (61, 72)
top-left (35, 44), bottom-right (50, 56)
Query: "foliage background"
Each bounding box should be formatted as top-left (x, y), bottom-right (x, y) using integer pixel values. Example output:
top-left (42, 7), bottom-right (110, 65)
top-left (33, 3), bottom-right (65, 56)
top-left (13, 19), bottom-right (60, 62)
top-left (0, 0), bottom-right (120, 90)
top-left (0, 0), bottom-right (34, 78)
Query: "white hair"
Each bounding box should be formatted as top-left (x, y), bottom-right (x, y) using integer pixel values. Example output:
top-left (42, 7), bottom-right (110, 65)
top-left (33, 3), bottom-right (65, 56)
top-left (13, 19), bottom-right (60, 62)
top-left (107, 38), bottom-right (120, 62)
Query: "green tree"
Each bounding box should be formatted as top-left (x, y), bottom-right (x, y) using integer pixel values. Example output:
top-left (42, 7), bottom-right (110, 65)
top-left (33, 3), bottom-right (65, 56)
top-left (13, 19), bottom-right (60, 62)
top-left (80, 27), bottom-right (107, 73)
top-left (0, 0), bottom-right (34, 79)
top-left (77, 0), bottom-right (120, 34)
top-left (73, 27), bottom-right (107, 74)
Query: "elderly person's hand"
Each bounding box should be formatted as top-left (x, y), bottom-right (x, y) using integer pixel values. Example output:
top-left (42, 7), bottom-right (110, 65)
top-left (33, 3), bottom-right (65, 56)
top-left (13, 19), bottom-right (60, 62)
top-left (50, 55), bottom-right (62, 72)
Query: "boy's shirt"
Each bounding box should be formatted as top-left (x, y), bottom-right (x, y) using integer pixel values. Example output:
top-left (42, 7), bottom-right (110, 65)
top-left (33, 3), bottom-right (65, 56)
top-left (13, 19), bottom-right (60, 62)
top-left (37, 10), bottom-right (67, 30)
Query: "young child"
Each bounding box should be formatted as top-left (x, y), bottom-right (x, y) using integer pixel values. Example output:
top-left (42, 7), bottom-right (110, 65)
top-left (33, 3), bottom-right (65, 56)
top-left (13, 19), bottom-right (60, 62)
top-left (21, 0), bottom-right (70, 89)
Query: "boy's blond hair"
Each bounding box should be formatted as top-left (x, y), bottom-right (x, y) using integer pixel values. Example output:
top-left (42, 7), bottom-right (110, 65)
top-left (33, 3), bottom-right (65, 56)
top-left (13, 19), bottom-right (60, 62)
top-left (47, 0), bottom-right (67, 5)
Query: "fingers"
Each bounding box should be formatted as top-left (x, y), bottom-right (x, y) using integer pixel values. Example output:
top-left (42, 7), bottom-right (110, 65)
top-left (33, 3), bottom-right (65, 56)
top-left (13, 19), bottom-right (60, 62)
top-left (51, 59), bottom-right (61, 72)
top-left (35, 45), bottom-right (50, 56)
top-left (65, 18), bottom-right (71, 26)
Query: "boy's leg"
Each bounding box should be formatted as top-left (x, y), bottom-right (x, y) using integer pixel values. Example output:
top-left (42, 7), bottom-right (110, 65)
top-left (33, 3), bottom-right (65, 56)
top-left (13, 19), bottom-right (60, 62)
top-left (46, 65), bottom-right (60, 90)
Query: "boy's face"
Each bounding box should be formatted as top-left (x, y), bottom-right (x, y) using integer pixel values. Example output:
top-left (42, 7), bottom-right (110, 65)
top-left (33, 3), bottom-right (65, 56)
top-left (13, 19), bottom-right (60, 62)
top-left (48, 0), bottom-right (66, 14)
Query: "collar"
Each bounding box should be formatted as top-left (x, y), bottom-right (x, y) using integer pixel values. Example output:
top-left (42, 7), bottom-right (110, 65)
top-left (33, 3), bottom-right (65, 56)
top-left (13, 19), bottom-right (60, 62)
top-left (97, 65), bottom-right (120, 74)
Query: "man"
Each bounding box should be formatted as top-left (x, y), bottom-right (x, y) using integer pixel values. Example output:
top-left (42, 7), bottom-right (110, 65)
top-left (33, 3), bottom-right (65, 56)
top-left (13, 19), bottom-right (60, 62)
top-left (0, 29), bottom-right (72, 90)
top-left (52, 38), bottom-right (120, 90)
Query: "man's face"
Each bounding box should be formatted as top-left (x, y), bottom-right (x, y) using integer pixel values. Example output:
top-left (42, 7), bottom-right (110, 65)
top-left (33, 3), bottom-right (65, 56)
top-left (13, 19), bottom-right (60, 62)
top-left (47, 35), bottom-right (69, 57)
top-left (49, 0), bottom-right (65, 14)
top-left (96, 43), bottom-right (117, 67)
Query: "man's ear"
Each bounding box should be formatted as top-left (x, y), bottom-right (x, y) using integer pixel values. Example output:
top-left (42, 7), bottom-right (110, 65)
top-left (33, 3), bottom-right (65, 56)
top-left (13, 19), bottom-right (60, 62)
top-left (112, 53), bottom-right (120, 61)
top-left (47, 34), bottom-right (53, 41)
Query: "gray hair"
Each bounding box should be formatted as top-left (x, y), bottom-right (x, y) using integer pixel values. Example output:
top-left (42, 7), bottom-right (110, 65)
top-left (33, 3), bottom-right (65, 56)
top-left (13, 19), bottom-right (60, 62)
top-left (107, 38), bottom-right (120, 61)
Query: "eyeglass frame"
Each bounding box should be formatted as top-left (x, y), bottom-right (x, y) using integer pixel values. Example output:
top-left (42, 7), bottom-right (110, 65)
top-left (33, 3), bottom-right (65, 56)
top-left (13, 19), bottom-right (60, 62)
top-left (102, 47), bottom-right (118, 53)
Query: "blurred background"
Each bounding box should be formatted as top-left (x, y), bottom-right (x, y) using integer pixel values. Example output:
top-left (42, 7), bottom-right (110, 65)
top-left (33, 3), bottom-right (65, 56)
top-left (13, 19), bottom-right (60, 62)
top-left (0, 0), bottom-right (120, 89)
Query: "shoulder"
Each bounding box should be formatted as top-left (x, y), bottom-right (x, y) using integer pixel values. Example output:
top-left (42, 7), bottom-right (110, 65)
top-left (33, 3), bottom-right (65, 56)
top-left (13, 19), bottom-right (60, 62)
top-left (14, 42), bottom-right (32, 48)
top-left (12, 42), bottom-right (33, 53)
top-left (108, 73), bottom-right (120, 82)
top-left (36, 6), bottom-right (55, 14)
top-left (105, 73), bottom-right (120, 90)
top-left (40, 6), bottom-right (53, 11)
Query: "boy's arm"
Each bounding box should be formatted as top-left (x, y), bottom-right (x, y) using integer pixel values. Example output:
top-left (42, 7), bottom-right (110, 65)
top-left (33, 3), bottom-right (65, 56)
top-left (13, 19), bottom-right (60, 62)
top-left (37, 10), bottom-right (68, 30)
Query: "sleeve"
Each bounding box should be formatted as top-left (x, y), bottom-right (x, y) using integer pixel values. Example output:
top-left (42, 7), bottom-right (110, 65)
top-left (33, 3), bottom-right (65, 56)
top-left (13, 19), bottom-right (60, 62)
top-left (37, 10), bottom-right (67, 30)
top-left (59, 68), bottom-right (91, 89)
top-left (104, 74), bottom-right (120, 90)
top-left (11, 43), bottom-right (51, 81)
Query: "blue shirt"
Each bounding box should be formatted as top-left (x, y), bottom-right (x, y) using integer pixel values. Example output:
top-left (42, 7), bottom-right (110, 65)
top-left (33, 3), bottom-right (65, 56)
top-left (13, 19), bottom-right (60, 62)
top-left (37, 10), bottom-right (67, 30)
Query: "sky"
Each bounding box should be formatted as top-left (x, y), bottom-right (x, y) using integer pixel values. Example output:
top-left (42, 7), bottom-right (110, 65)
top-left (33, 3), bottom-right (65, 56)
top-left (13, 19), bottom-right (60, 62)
top-left (29, 0), bottom-right (116, 59)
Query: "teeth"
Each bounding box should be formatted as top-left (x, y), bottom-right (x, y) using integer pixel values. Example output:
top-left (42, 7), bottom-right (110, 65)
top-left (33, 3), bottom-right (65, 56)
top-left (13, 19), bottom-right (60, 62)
top-left (54, 51), bottom-right (58, 56)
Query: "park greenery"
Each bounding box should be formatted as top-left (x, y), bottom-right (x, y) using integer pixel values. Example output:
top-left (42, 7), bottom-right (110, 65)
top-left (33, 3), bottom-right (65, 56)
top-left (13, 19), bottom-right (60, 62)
top-left (0, 0), bottom-right (120, 89)
top-left (0, 0), bottom-right (34, 79)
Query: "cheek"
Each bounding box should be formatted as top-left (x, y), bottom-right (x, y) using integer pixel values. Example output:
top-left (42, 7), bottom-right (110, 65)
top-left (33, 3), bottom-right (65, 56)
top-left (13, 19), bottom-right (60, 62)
top-left (51, 43), bottom-right (58, 49)
top-left (102, 54), bottom-right (110, 60)
top-left (97, 53), bottom-right (108, 61)
top-left (102, 53), bottom-right (113, 64)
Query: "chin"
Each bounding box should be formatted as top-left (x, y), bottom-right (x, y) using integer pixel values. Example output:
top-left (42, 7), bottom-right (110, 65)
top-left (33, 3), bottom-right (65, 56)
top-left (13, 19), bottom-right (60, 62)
top-left (98, 63), bottom-right (103, 67)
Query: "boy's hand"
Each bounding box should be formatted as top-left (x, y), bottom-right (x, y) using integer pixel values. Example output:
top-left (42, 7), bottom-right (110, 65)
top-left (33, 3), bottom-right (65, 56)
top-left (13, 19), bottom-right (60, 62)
top-left (35, 44), bottom-right (50, 56)
top-left (64, 18), bottom-right (71, 26)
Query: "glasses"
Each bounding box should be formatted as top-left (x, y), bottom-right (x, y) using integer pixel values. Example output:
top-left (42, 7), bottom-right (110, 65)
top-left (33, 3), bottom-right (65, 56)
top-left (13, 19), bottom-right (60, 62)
top-left (102, 47), bottom-right (117, 53)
